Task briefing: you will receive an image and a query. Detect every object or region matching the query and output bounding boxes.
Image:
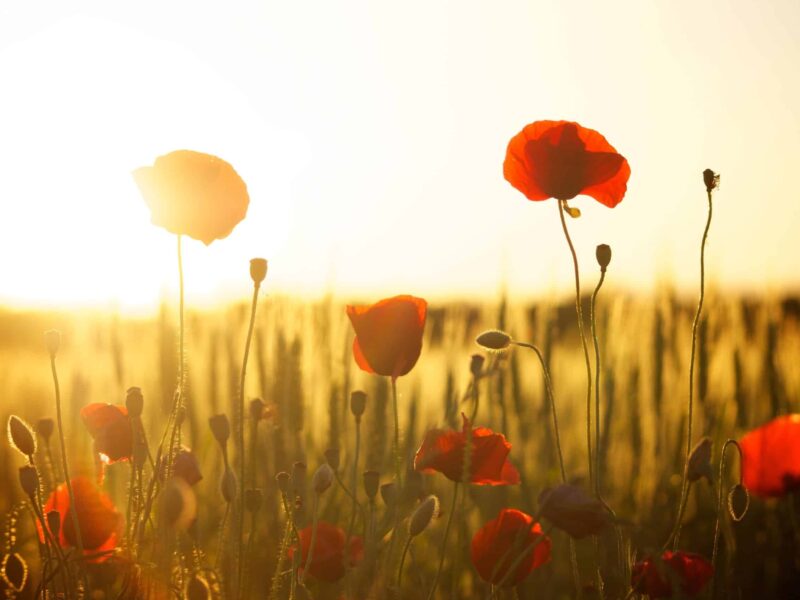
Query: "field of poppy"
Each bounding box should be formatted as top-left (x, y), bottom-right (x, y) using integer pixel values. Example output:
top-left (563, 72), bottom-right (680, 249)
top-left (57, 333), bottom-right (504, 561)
top-left (1, 122), bottom-right (800, 600)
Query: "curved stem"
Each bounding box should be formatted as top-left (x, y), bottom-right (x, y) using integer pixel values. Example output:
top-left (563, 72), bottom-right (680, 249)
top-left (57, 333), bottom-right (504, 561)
top-left (427, 481), bottom-right (459, 600)
top-left (513, 341), bottom-right (566, 482)
top-left (590, 270), bottom-right (606, 496)
top-left (670, 190), bottom-right (714, 550)
top-left (396, 535), bottom-right (413, 589)
top-left (557, 200), bottom-right (594, 489)
top-left (712, 439), bottom-right (745, 595)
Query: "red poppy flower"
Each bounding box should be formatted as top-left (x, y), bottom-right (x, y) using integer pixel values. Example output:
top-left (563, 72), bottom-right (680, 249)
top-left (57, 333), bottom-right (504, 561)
top-left (289, 521), bottom-right (364, 582)
top-left (631, 551), bottom-right (713, 598)
top-left (132, 150), bottom-right (250, 245)
top-left (471, 508), bottom-right (551, 586)
top-left (504, 120), bottom-right (630, 207)
top-left (43, 477), bottom-right (121, 560)
top-left (346, 295), bottom-right (427, 380)
top-left (740, 414), bottom-right (800, 497)
top-left (80, 403), bottom-right (132, 463)
top-left (414, 414), bottom-right (520, 485)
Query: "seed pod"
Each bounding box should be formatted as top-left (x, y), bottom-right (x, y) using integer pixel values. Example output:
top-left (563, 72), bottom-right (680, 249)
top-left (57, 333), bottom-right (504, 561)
top-left (687, 437), bottom-right (713, 483)
top-left (125, 387), bottom-right (144, 418)
top-left (0, 552), bottom-right (28, 593)
top-left (250, 258), bottom-right (268, 285)
top-left (221, 467), bottom-right (237, 503)
top-left (46, 511), bottom-right (61, 539)
top-left (245, 488), bottom-right (263, 513)
top-left (8, 416), bottom-right (36, 457)
top-left (185, 574), bottom-right (211, 600)
top-left (209, 414), bottom-right (231, 447)
top-left (350, 391), bottom-right (367, 419)
top-left (276, 471), bottom-right (291, 495)
top-left (703, 169), bottom-right (720, 192)
top-left (475, 330), bottom-right (511, 351)
top-left (469, 354), bottom-right (485, 378)
top-left (18, 465), bottom-right (39, 499)
top-left (727, 484), bottom-right (750, 522)
top-left (409, 495), bottom-right (439, 537)
top-left (380, 482), bottom-right (397, 507)
top-left (44, 330), bottom-right (61, 357)
top-left (324, 448), bottom-right (340, 471)
top-left (596, 244), bottom-right (612, 271)
top-left (312, 464), bottom-right (334, 495)
top-left (35, 418), bottom-right (54, 442)
top-left (363, 470), bottom-right (380, 500)
top-left (249, 398), bottom-right (266, 421)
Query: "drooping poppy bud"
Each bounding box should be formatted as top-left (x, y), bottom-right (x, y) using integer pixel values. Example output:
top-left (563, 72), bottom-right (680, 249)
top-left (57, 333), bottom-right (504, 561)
top-left (409, 495), bottom-right (439, 537)
top-left (8, 416), bottom-right (36, 458)
top-left (538, 484), bottom-right (609, 539)
top-left (125, 387), bottom-right (144, 419)
top-left (596, 244), bottom-right (612, 272)
top-left (250, 258), bottom-right (268, 285)
top-left (687, 437), bottom-right (713, 483)
top-left (475, 330), bottom-right (511, 351)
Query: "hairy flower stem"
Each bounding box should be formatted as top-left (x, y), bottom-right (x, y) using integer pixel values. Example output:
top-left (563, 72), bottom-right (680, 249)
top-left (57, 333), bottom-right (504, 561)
top-left (427, 480), bottom-right (459, 600)
top-left (50, 351), bottom-right (88, 596)
top-left (557, 199), bottom-right (594, 490)
top-left (668, 190), bottom-right (714, 550)
top-left (237, 279), bottom-right (262, 597)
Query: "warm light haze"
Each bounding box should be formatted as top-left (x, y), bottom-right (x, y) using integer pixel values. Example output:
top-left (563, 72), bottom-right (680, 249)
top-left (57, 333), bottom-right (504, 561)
top-left (1, 1), bottom-right (798, 310)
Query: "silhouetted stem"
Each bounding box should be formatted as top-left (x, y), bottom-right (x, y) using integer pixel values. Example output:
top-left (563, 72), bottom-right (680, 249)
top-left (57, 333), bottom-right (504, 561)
top-left (557, 199), bottom-right (594, 490)
top-left (391, 378), bottom-right (402, 487)
top-left (396, 535), bottom-right (412, 588)
top-left (590, 270), bottom-right (606, 496)
top-left (712, 439), bottom-right (745, 595)
top-left (427, 481), bottom-right (459, 600)
top-left (300, 494), bottom-right (320, 585)
top-left (346, 418), bottom-right (361, 551)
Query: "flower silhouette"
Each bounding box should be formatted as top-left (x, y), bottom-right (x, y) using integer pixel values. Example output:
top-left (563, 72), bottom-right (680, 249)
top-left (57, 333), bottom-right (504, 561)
top-left (414, 415), bottom-right (520, 485)
top-left (132, 150), bottom-right (249, 245)
top-left (471, 508), bottom-right (551, 586)
top-left (631, 551), bottom-right (713, 598)
top-left (346, 295), bottom-right (427, 380)
top-left (740, 414), bottom-right (800, 497)
top-left (538, 484), bottom-right (609, 539)
top-left (80, 403), bottom-right (132, 463)
top-left (289, 521), bottom-right (364, 582)
top-left (504, 120), bottom-right (630, 207)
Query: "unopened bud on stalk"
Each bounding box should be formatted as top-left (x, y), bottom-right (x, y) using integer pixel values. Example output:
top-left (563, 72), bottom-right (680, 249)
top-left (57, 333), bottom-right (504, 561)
top-left (18, 465), bottom-right (39, 499)
top-left (380, 482), bottom-right (397, 506)
top-left (209, 414), bottom-right (231, 447)
top-left (350, 391), bottom-right (367, 419)
top-left (409, 495), bottom-right (439, 537)
top-left (312, 464), bottom-right (334, 495)
top-left (221, 467), bottom-right (237, 503)
top-left (363, 470), bottom-right (380, 500)
top-left (276, 471), bottom-right (291, 495)
top-left (475, 330), bottom-right (511, 351)
top-left (249, 398), bottom-right (266, 422)
top-left (728, 484), bottom-right (749, 522)
top-left (8, 416), bottom-right (36, 458)
top-left (125, 387), bottom-right (144, 418)
top-left (469, 354), bottom-right (485, 379)
top-left (250, 258), bottom-right (268, 285)
top-left (44, 330), bottom-right (60, 357)
top-left (324, 448), bottom-right (340, 471)
top-left (245, 488), bottom-right (263, 513)
top-left (596, 244), bottom-right (612, 272)
top-left (687, 437), bottom-right (713, 483)
top-left (46, 511), bottom-right (61, 539)
top-left (185, 574), bottom-right (211, 600)
top-left (703, 169), bottom-right (720, 193)
top-left (1, 551), bottom-right (27, 593)
top-left (35, 418), bottom-right (54, 443)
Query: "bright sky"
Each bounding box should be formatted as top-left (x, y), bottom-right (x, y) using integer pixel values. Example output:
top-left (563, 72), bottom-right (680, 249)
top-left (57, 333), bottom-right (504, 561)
top-left (0, 1), bottom-right (798, 310)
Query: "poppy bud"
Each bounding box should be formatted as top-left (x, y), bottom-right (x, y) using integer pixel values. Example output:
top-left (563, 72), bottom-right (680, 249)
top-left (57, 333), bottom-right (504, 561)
top-left (221, 467), bottom-right (237, 503)
top-left (350, 391), bottom-right (367, 419)
top-left (475, 330), bottom-right (511, 351)
top-left (565, 205), bottom-right (581, 218)
top-left (36, 418), bottom-right (54, 442)
top-left (292, 462), bottom-right (307, 497)
top-left (161, 477), bottom-right (197, 531)
top-left (313, 464), bottom-right (334, 495)
top-left (8, 416), bottom-right (36, 458)
top-left (250, 258), bottom-right (268, 285)
top-left (703, 169), bottom-right (720, 192)
top-left (18, 465), bottom-right (39, 499)
top-left (596, 244), bottom-right (612, 272)
top-left (727, 484), bottom-right (749, 522)
top-left (0, 552), bottom-right (27, 593)
top-left (380, 482), bottom-right (397, 507)
top-left (185, 574), bottom-right (211, 600)
top-left (249, 398), bottom-right (266, 422)
top-left (276, 471), bottom-right (291, 495)
top-left (209, 414), bottom-right (231, 447)
top-left (409, 495), bottom-right (439, 537)
top-left (44, 330), bottom-right (60, 357)
top-left (125, 387), bottom-right (144, 418)
top-left (687, 437), bottom-right (713, 483)
top-left (173, 447), bottom-right (203, 486)
top-left (539, 484), bottom-right (609, 539)
top-left (469, 354), bottom-right (485, 378)
top-left (324, 448), bottom-right (340, 471)
top-left (46, 510), bottom-right (61, 539)
top-left (363, 470), bottom-right (380, 500)
top-left (245, 488), bottom-right (263, 513)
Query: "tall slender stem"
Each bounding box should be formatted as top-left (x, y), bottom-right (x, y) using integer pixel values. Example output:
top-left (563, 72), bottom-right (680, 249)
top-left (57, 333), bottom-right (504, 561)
top-left (590, 271), bottom-right (606, 496)
top-left (391, 378), bottom-right (402, 488)
top-left (346, 418), bottom-right (361, 550)
top-left (300, 494), bottom-right (320, 585)
top-left (557, 200), bottom-right (594, 488)
top-left (237, 281), bottom-right (261, 596)
top-left (427, 481), bottom-right (459, 600)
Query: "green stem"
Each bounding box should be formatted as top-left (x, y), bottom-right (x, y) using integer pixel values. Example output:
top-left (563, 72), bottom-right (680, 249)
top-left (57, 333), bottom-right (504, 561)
top-left (427, 481), bottom-right (459, 600)
top-left (590, 270), bottom-right (606, 496)
top-left (557, 199), bottom-right (594, 490)
top-left (396, 535), bottom-right (413, 589)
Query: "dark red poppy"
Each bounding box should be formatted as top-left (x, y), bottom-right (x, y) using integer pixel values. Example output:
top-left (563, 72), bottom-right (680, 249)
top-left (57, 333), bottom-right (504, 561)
top-left (346, 295), bottom-right (427, 380)
top-left (740, 414), bottom-right (800, 497)
top-left (414, 414), bottom-right (520, 485)
top-left (80, 403), bottom-right (132, 463)
top-left (471, 508), bottom-right (551, 586)
top-left (504, 120), bottom-right (630, 207)
top-left (289, 521), bottom-right (364, 582)
top-left (538, 484), bottom-right (609, 539)
top-left (43, 477), bottom-right (121, 559)
top-left (631, 551), bottom-right (713, 598)
top-left (133, 150), bottom-right (250, 245)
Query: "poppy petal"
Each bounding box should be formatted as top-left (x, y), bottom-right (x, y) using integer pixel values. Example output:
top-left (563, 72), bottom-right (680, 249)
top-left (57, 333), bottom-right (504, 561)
top-left (741, 414), bottom-right (800, 497)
